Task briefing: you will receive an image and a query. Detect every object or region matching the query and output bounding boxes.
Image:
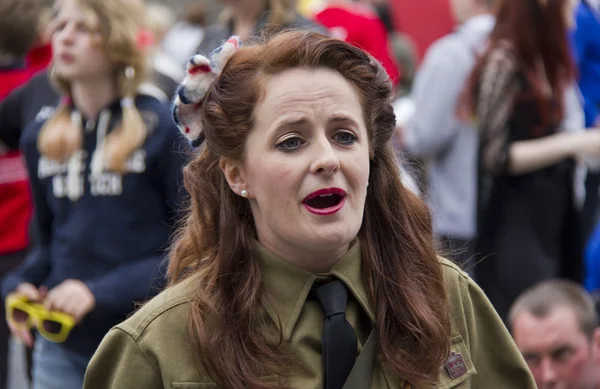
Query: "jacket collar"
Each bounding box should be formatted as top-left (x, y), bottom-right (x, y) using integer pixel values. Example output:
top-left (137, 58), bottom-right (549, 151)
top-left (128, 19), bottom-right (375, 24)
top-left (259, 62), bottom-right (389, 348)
top-left (257, 239), bottom-right (375, 341)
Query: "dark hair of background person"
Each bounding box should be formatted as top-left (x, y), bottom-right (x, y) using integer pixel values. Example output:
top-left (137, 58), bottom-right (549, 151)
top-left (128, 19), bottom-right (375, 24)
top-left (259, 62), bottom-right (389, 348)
top-left (167, 30), bottom-right (451, 389)
top-left (462, 0), bottom-right (577, 128)
top-left (0, 0), bottom-right (42, 57)
top-left (509, 280), bottom-right (598, 338)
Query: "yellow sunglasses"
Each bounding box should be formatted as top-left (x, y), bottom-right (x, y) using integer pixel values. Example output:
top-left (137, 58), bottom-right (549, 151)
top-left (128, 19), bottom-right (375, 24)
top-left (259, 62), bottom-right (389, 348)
top-left (5, 295), bottom-right (75, 343)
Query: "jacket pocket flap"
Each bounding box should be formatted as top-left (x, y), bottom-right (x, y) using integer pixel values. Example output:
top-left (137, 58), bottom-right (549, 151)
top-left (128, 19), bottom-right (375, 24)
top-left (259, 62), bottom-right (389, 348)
top-left (435, 336), bottom-right (476, 389)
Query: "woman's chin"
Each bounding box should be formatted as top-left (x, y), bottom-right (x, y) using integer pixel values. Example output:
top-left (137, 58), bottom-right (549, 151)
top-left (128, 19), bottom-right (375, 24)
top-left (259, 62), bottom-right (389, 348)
top-left (54, 69), bottom-right (77, 82)
top-left (300, 225), bottom-right (357, 250)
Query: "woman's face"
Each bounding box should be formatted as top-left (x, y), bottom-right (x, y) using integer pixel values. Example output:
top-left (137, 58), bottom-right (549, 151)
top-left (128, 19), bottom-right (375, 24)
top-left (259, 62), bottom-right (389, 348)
top-left (51, 0), bottom-right (113, 82)
top-left (227, 68), bottom-right (370, 269)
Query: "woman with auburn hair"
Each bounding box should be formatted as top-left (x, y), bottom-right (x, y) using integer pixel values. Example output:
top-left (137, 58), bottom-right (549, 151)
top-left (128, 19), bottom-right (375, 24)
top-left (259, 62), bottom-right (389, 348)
top-left (1, 0), bottom-right (186, 387)
top-left (463, 0), bottom-right (600, 321)
top-left (84, 31), bottom-right (536, 389)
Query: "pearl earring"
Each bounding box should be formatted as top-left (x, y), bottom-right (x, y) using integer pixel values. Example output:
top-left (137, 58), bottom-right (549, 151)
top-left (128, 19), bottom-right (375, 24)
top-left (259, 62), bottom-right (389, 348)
top-left (241, 189), bottom-right (248, 198)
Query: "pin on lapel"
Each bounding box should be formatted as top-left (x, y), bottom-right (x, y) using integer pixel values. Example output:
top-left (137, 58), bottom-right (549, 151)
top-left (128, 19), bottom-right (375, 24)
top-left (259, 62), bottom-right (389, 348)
top-left (445, 352), bottom-right (467, 379)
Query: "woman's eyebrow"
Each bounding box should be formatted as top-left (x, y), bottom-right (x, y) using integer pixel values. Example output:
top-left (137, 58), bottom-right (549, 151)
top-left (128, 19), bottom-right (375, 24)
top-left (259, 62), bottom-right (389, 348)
top-left (272, 117), bottom-right (310, 134)
top-left (277, 117), bottom-right (309, 127)
top-left (329, 115), bottom-right (359, 127)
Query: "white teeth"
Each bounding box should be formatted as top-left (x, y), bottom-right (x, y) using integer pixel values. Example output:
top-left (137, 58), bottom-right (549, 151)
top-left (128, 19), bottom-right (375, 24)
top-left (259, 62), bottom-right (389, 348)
top-left (320, 194), bottom-right (334, 197)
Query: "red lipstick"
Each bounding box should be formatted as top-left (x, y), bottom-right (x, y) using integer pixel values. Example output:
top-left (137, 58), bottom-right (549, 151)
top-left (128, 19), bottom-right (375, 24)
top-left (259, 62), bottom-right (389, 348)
top-left (302, 187), bottom-right (347, 216)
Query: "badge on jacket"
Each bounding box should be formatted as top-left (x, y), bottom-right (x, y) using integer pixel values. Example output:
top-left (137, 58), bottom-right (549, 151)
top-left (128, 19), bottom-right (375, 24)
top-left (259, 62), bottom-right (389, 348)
top-left (445, 352), bottom-right (467, 379)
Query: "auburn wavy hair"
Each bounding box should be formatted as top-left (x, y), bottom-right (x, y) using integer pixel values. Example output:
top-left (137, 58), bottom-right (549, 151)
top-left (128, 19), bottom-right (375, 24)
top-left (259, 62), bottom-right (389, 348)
top-left (168, 30), bottom-right (451, 389)
top-left (38, 0), bottom-right (148, 172)
top-left (463, 0), bottom-right (576, 127)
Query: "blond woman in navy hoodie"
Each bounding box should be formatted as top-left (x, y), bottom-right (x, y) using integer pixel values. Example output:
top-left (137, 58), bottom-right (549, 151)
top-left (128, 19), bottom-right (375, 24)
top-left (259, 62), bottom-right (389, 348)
top-left (1, 0), bottom-right (186, 387)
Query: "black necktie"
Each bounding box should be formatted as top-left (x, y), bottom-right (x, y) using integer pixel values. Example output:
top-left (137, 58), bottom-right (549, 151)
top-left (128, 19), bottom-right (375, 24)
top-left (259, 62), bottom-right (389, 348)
top-left (310, 280), bottom-right (358, 389)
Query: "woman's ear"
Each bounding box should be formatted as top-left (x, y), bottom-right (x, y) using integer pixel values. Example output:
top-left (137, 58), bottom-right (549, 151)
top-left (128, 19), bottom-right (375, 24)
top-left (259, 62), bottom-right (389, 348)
top-left (219, 156), bottom-right (249, 197)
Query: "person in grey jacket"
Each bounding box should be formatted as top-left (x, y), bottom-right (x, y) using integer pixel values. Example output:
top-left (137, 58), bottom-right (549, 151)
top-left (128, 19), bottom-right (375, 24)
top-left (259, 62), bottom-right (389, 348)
top-left (196, 0), bottom-right (327, 55)
top-left (399, 0), bottom-right (496, 270)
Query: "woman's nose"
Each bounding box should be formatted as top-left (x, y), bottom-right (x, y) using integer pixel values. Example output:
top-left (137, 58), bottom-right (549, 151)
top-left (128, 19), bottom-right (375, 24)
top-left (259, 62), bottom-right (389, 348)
top-left (57, 25), bottom-right (75, 45)
top-left (310, 138), bottom-right (340, 175)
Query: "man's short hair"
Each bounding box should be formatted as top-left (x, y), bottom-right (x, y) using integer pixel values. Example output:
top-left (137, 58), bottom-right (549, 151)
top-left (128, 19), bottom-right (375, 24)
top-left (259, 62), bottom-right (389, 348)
top-left (0, 0), bottom-right (42, 57)
top-left (509, 280), bottom-right (598, 338)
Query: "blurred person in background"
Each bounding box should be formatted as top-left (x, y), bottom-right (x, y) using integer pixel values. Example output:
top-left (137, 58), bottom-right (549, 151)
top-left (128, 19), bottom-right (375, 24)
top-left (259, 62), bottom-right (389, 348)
top-left (510, 280), bottom-right (600, 389)
top-left (389, 32), bottom-right (418, 96)
top-left (0, 0), bottom-right (184, 155)
top-left (161, 2), bottom-right (208, 67)
top-left (26, 4), bottom-right (55, 77)
top-left (0, 0), bottom-right (43, 387)
top-left (356, 0), bottom-right (396, 34)
top-left (313, 0), bottom-right (400, 85)
top-left (463, 0), bottom-right (600, 321)
top-left (143, 2), bottom-right (184, 101)
top-left (571, 0), bottom-right (600, 244)
top-left (298, 0), bottom-right (324, 16)
top-left (0, 0), bottom-right (186, 387)
top-left (0, 0), bottom-right (45, 99)
top-left (583, 216), bottom-right (600, 293)
top-left (197, 0), bottom-right (326, 54)
top-left (399, 0), bottom-right (496, 272)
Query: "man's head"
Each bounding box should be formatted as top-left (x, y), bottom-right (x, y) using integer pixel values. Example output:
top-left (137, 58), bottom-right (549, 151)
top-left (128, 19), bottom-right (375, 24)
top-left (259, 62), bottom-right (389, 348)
top-left (450, 0), bottom-right (495, 23)
top-left (509, 280), bottom-right (600, 389)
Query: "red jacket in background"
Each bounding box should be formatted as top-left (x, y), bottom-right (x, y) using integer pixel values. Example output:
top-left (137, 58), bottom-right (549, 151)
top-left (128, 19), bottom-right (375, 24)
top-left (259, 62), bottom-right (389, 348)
top-left (314, 4), bottom-right (401, 84)
top-left (0, 44), bottom-right (52, 255)
top-left (0, 44), bottom-right (52, 100)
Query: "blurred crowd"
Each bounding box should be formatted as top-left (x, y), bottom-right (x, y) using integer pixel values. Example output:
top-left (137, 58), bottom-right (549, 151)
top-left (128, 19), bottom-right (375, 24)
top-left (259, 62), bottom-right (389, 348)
top-left (1, 0), bottom-right (600, 388)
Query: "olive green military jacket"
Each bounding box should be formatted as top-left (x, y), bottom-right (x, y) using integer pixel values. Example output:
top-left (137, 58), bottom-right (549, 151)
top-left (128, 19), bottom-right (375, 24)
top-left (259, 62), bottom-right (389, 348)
top-left (83, 242), bottom-right (537, 388)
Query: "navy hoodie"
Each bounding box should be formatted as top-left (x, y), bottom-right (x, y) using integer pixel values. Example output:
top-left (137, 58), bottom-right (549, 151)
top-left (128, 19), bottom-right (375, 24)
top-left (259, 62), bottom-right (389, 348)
top-left (1, 95), bottom-right (187, 358)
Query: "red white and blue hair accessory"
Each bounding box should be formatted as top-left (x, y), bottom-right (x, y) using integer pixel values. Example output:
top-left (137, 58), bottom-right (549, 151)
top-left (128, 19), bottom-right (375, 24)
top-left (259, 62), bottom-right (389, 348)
top-left (172, 36), bottom-right (242, 147)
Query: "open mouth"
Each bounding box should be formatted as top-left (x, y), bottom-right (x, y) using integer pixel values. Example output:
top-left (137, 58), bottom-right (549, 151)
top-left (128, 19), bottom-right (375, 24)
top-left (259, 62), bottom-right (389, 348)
top-left (304, 193), bottom-right (344, 209)
top-left (302, 188), bottom-right (347, 215)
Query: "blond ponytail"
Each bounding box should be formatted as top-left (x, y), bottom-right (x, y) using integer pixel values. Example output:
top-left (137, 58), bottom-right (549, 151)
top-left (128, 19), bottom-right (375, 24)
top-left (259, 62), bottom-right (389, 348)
top-left (103, 66), bottom-right (147, 173)
top-left (37, 69), bottom-right (82, 163)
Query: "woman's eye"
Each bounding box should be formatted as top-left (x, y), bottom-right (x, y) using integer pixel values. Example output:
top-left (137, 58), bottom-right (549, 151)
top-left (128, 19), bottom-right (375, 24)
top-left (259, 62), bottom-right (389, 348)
top-left (276, 136), bottom-right (305, 151)
top-left (334, 131), bottom-right (357, 145)
top-left (76, 23), bottom-right (89, 32)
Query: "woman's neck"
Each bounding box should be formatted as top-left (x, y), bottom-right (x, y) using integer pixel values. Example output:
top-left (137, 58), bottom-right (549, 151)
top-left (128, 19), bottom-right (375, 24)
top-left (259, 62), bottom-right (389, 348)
top-left (231, 0), bottom-right (266, 40)
top-left (259, 237), bottom-right (350, 274)
top-left (71, 77), bottom-right (118, 119)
